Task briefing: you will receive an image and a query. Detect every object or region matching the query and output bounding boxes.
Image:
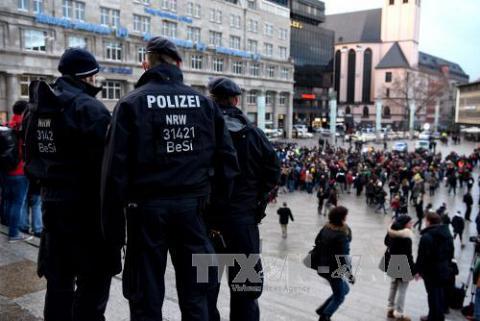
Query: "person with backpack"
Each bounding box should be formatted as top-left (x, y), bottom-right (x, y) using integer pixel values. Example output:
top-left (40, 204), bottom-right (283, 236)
top-left (383, 215), bottom-right (415, 321)
top-left (24, 48), bottom-right (119, 321)
top-left (314, 206), bottom-right (354, 321)
top-left (204, 77), bottom-right (279, 321)
top-left (2, 100), bottom-right (31, 243)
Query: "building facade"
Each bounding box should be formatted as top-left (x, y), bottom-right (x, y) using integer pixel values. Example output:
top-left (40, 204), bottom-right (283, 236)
top-left (0, 0), bottom-right (295, 136)
top-left (288, 0), bottom-right (334, 128)
top-left (324, 0), bottom-right (469, 131)
top-left (456, 81), bottom-right (480, 126)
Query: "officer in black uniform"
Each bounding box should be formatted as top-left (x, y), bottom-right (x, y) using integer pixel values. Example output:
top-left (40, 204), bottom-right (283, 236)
top-left (100, 37), bottom-right (239, 321)
top-left (24, 48), bottom-right (120, 321)
top-left (206, 77), bottom-right (281, 321)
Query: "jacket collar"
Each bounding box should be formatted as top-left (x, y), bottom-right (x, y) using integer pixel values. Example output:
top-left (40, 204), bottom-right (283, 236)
top-left (136, 64), bottom-right (183, 88)
top-left (55, 76), bottom-right (101, 98)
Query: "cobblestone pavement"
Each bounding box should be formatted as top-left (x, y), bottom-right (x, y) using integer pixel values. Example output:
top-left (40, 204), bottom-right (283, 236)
top-left (0, 137), bottom-right (478, 321)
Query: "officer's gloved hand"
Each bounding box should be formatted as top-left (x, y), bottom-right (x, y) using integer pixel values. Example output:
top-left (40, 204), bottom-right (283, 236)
top-left (348, 274), bottom-right (356, 285)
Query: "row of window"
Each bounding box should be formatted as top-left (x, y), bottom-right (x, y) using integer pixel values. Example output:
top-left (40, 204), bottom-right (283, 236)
top-left (344, 105), bottom-right (392, 119)
top-left (23, 25), bottom-right (289, 60)
top-left (17, 0), bottom-right (289, 42)
top-left (21, 29), bottom-right (291, 80)
top-left (188, 55), bottom-right (290, 79)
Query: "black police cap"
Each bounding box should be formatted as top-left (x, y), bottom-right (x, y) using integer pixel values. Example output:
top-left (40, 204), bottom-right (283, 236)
top-left (146, 36), bottom-right (182, 62)
top-left (208, 77), bottom-right (242, 97)
top-left (58, 48), bottom-right (99, 78)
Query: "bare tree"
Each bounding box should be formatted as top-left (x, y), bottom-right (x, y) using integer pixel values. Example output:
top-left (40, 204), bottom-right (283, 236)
top-left (381, 71), bottom-right (448, 131)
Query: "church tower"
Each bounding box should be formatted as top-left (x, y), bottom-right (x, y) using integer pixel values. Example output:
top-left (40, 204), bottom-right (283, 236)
top-left (381, 0), bottom-right (421, 67)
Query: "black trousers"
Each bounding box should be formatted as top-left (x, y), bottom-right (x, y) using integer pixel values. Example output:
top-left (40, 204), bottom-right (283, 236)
top-left (207, 222), bottom-right (263, 321)
top-left (466, 206), bottom-right (472, 221)
top-left (424, 280), bottom-right (446, 321)
top-left (124, 197), bottom-right (216, 321)
top-left (40, 201), bottom-right (116, 321)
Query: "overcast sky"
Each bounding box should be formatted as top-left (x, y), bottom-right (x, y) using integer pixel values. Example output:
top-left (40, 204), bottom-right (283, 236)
top-left (322, 0), bottom-right (480, 81)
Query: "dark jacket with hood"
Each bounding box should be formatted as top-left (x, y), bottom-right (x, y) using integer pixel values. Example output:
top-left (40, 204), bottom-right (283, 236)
top-left (207, 105), bottom-right (280, 225)
top-left (315, 223), bottom-right (352, 279)
top-left (416, 224), bottom-right (454, 284)
top-left (101, 64), bottom-right (239, 245)
top-left (24, 76), bottom-right (111, 201)
top-left (384, 224), bottom-right (415, 280)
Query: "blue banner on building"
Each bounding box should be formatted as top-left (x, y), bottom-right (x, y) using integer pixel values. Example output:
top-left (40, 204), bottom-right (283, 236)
top-left (35, 14), bottom-right (112, 35)
top-left (144, 7), bottom-right (193, 24)
top-left (100, 66), bottom-right (133, 75)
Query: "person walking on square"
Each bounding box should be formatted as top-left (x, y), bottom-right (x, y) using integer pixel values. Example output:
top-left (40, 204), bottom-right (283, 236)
top-left (415, 212), bottom-right (454, 321)
top-left (277, 202), bottom-right (294, 238)
top-left (383, 215), bottom-right (415, 321)
top-left (315, 206), bottom-right (354, 321)
top-left (464, 190), bottom-right (473, 221)
top-left (451, 211), bottom-right (465, 248)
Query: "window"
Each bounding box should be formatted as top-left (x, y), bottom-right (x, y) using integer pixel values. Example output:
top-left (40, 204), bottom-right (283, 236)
top-left (33, 0), bottom-right (43, 13)
top-left (362, 106), bottom-right (369, 118)
top-left (345, 106), bottom-right (351, 114)
top-left (389, 0), bottom-right (394, 4)
top-left (105, 41), bottom-right (122, 61)
top-left (279, 28), bottom-right (288, 40)
top-left (137, 47), bottom-right (146, 63)
top-left (191, 55), bottom-right (203, 70)
top-left (249, 63), bottom-right (260, 76)
top-left (187, 2), bottom-right (201, 18)
top-left (264, 43), bottom-right (273, 57)
top-left (160, 0), bottom-right (177, 11)
top-left (212, 57), bottom-right (224, 72)
top-left (279, 93), bottom-right (287, 105)
top-left (264, 23), bottom-right (273, 36)
top-left (187, 26), bottom-right (201, 42)
top-left (247, 91), bottom-right (257, 104)
top-left (247, 19), bottom-right (258, 33)
top-left (62, 0), bottom-right (73, 18)
top-left (383, 106), bottom-right (391, 118)
top-left (266, 92), bottom-right (273, 105)
top-left (403, 0), bottom-right (408, 3)
top-left (279, 46), bottom-right (288, 59)
top-left (24, 29), bottom-right (46, 52)
top-left (347, 49), bottom-right (356, 103)
top-left (101, 81), bottom-right (122, 100)
top-left (161, 21), bottom-right (177, 38)
top-left (385, 72), bottom-right (392, 82)
top-left (362, 48), bottom-right (372, 103)
top-left (74, 2), bottom-right (85, 21)
top-left (20, 75), bottom-right (49, 97)
top-left (232, 61), bottom-right (243, 74)
top-left (247, 0), bottom-right (256, 9)
top-left (247, 39), bottom-right (257, 53)
top-left (134, 15), bottom-right (150, 33)
top-left (68, 35), bottom-right (87, 49)
top-left (230, 14), bottom-right (241, 29)
top-left (266, 65), bottom-right (275, 78)
top-left (18, 0), bottom-right (29, 11)
top-left (101, 8), bottom-right (120, 27)
top-left (209, 31), bottom-right (222, 46)
top-left (280, 67), bottom-right (289, 80)
top-left (209, 9), bottom-right (222, 23)
top-left (386, 88), bottom-right (390, 98)
top-left (229, 36), bottom-right (241, 50)
top-left (111, 10), bottom-right (120, 27)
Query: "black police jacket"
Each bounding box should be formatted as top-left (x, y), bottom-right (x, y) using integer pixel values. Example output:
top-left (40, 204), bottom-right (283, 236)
top-left (101, 64), bottom-right (239, 245)
top-left (416, 224), bottom-right (454, 284)
top-left (24, 76), bottom-right (111, 201)
top-left (207, 106), bottom-right (280, 224)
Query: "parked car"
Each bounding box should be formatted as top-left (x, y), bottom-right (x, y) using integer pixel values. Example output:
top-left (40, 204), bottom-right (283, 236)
top-left (419, 131), bottom-right (431, 140)
top-left (415, 140), bottom-right (429, 152)
top-left (264, 128), bottom-right (281, 139)
top-left (393, 141), bottom-right (408, 153)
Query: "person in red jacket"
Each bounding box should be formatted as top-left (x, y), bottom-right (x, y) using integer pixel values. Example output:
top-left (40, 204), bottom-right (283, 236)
top-left (4, 100), bottom-right (32, 242)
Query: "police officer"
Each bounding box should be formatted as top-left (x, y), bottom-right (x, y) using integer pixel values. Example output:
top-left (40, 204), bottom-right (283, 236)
top-left (100, 37), bottom-right (239, 321)
top-left (206, 77), bottom-right (280, 321)
top-left (24, 48), bottom-right (120, 321)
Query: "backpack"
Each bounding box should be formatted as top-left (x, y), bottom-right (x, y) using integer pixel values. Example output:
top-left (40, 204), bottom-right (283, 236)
top-left (0, 126), bottom-right (20, 172)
